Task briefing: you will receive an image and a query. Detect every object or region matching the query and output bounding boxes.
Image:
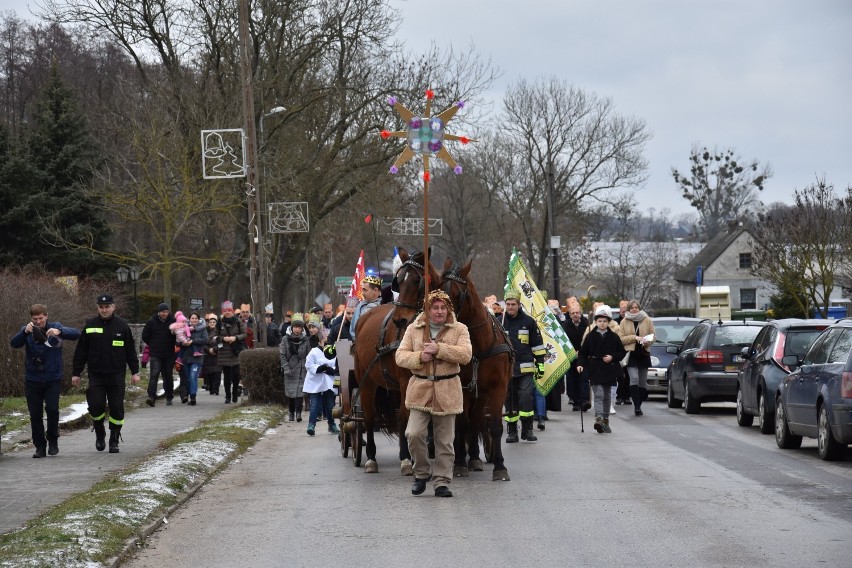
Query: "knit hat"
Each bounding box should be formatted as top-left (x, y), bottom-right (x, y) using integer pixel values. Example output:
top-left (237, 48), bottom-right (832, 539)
top-left (425, 289), bottom-right (453, 314)
top-left (290, 317), bottom-right (305, 328)
top-left (504, 290), bottom-right (521, 301)
top-left (157, 302), bottom-right (170, 312)
top-left (221, 300), bottom-right (233, 310)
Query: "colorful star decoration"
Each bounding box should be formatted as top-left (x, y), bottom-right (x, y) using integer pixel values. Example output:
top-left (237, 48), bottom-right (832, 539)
top-left (380, 89), bottom-right (473, 180)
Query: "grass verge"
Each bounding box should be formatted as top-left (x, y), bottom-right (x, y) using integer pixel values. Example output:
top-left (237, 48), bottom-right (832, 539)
top-left (0, 403), bottom-right (285, 568)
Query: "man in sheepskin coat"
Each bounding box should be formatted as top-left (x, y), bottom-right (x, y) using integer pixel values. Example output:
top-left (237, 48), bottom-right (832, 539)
top-left (396, 290), bottom-right (472, 498)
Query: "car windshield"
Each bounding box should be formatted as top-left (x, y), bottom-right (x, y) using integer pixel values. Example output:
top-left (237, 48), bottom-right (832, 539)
top-left (653, 321), bottom-right (699, 344)
top-left (712, 325), bottom-right (762, 347)
top-left (784, 330), bottom-right (823, 357)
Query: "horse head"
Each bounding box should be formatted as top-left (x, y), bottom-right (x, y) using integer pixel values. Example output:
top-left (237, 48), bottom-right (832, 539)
top-left (391, 247), bottom-right (439, 317)
top-left (441, 258), bottom-right (483, 322)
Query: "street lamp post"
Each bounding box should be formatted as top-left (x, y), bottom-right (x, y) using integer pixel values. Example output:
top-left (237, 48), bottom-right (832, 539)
top-left (259, 105), bottom-right (286, 316)
top-left (116, 266), bottom-right (140, 321)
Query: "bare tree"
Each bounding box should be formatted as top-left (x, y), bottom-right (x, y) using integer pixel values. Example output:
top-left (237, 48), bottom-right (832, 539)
top-left (672, 145), bottom-right (771, 240)
top-left (751, 178), bottom-right (852, 318)
top-left (596, 242), bottom-right (689, 310)
top-left (484, 77), bottom-right (651, 285)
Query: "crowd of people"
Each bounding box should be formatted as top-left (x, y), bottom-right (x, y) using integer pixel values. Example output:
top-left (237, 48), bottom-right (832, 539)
top-left (12, 279), bottom-right (656, 494)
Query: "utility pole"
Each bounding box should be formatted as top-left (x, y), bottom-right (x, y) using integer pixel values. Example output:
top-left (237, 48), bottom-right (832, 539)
top-left (546, 152), bottom-right (560, 301)
top-left (238, 0), bottom-right (267, 345)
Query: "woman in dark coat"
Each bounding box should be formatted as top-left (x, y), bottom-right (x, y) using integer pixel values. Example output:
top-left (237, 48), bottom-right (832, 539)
top-left (213, 301), bottom-right (247, 404)
top-left (576, 305), bottom-right (626, 434)
top-left (280, 317), bottom-right (310, 421)
top-left (202, 314), bottom-right (222, 395)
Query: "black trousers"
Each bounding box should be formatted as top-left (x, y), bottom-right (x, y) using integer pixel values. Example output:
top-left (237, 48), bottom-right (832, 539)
top-left (205, 371), bottom-right (221, 394)
top-left (25, 379), bottom-right (61, 448)
top-left (87, 372), bottom-right (126, 430)
top-left (222, 365), bottom-right (240, 399)
top-left (504, 374), bottom-right (535, 422)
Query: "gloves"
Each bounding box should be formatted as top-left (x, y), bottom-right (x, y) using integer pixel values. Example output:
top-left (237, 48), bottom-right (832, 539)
top-left (316, 364), bottom-right (333, 375)
top-left (535, 362), bottom-right (545, 381)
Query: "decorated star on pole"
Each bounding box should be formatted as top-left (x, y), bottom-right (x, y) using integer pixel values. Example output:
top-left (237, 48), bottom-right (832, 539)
top-left (380, 89), bottom-right (473, 181)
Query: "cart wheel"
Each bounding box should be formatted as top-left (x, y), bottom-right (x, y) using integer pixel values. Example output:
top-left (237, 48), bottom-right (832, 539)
top-left (340, 420), bottom-right (350, 458)
top-left (352, 422), bottom-right (364, 467)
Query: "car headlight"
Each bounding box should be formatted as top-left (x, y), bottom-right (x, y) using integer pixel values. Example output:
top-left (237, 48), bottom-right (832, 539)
top-left (650, 355), bottom-right (660, 367)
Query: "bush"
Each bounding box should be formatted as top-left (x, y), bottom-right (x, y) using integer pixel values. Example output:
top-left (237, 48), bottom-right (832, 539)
top-left (0, 267), bottom-right (117, 397)
top-left (239, 347), bottom-right (285, 404)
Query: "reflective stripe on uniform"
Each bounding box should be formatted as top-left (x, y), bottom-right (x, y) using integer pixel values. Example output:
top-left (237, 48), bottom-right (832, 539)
top-left (532, 345), bottom-right (546, 356)
top-left (87, 328), bottom-right (104, 334)
top-left (519, 362), bottom-right (535, 373)
top-left (504, 414), bottom-right (520, 423)
top-left (112, 340), bottom-right (124, 347)
top-left (108, 416), bottom-right (124, 426)
top-left (90, 412), bottom-right (106, 421)
top-left (519, 410), bottom-right (535, 418)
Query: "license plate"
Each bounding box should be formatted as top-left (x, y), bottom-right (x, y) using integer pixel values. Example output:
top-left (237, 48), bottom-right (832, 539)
top-left (725, 365), bottom-right (738, 372)
top-left (732, 354), bottom-right (742, 363)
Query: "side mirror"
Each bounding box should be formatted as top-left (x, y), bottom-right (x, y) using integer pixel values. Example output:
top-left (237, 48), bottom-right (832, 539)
top-left (740, 346), bottom-right (750, 358)
top-left (781, 354), bottom-right (799, 367)
top-left (666, 344), bottom-right (680, 354)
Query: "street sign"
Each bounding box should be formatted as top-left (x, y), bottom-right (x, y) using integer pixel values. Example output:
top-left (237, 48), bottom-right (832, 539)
top-left (189, 297), bottom-right (204, 311)
top-left (335, 276), bottom-right (353, 288)
top-left (696, 266), bottom-right (703, 286)
top-left (315, 292), bottom-right (331, 307)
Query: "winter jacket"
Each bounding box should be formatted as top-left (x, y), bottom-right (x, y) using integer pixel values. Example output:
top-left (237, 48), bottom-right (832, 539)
top-left (328, 314), bottom-right (352, 341)
top-left (201, 334), bottom-right (222, 375)
top-left (181, 321), bottom-right (208, 366)
top-left (10, 322), bottom-right (81, 382)
top-left (212, 316), bottom-right (246, 367)
top-left (72, 314), bottom-right (139, 377)
top-left (395, 311), bottom-right (471, 416)
top-left (577, 327), bottom-right (627, 386)
top-left (280, 333), bottom-right (310, 398)
top-left (501, 308), bottom-right (544, 376)
top-left (141, 313), bottom-right (177, 358)
top-left (619, 314), bottom-right (656, 369)
top-left (303, 347), bottom-right (336, 394)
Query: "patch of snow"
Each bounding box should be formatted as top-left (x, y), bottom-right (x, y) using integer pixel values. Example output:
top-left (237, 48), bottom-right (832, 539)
top-left (60, 402), bottom-right (91, 423)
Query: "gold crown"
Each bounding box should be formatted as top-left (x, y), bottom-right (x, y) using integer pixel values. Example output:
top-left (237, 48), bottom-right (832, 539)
top-left (362, 275), bottom-right (383, 287)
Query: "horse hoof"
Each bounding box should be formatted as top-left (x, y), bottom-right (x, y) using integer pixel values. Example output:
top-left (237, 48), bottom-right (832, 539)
top-left (400, 459), bottom-right (414, 476)
top-left (364, 460), bottom-right (379, 473)
top-left (468, 459), bottom-right (484, 471)
top-left (454, 466), bottom-right (469, 478)
top-left (492, 469), bottom-right (510, 481)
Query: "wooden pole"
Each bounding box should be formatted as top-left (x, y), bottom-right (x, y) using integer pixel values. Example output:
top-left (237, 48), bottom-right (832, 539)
top-left (423, 174), bottom-right (430, 299)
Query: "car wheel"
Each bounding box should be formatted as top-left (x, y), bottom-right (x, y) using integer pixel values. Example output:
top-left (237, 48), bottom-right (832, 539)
top-left (758, 391), bottom-right (774, 435)
top-left (736, 385), bottom-right (754, 427)
top-left (775, 396), bottom-right (802, 449)
top-left (818, 404), bottom-right (847, 461)
top-left (667, 377), bottom-right (682, 408)
top-left (684, 380), bottom-right (700, 414)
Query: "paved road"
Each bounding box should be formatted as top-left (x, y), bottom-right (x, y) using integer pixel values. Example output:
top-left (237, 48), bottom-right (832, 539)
top-left (0, 390), bottom-right (231, 535)
top-left (123, 400), bottom-right (852, 568)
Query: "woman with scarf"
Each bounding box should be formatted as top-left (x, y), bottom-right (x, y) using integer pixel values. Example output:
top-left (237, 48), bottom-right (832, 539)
top-left (618, 299), bottom-right (656, 416)
top-left (280, 317), bottom-right (310, 421)
top-left (213, 301), bottom-right (247, 404)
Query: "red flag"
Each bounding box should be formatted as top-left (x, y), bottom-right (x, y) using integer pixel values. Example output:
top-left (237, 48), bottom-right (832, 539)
top-left (364, 213), bottom-right (373, 224)
top-left (348, 249), bottom-right (365, 301)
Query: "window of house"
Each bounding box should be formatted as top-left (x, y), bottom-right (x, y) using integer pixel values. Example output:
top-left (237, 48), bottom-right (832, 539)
top-left (740, 288), bottom-right (756, 310)
top-left (739, 253), bottom-right (753, 269)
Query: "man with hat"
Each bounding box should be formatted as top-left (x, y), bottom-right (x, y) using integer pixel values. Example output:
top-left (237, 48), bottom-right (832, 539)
top-left (141, 301), bottom-right (177, 406)
top-left (71, 294), bottom-right (140, 453)
top-left (396, 289), bottom-right (471, 498)
top-left (501, 290), bottom-right (547, 443)
top-left (350, 274), bottom-right (383, 341)
top-left (10, 303), bottom-right (81, 458)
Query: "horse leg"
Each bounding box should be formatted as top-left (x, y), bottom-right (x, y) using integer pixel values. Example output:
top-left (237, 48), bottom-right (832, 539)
top-left (453, 406), bottom-right (470, 477)
top-left (361, 386), bottom-right (379, 473)
top-left (489, 411), bottom-right (509, 481)
top-left (398, 404), bottom-right (413, 476)
top-left (466, 401), bottom-right (485, 472)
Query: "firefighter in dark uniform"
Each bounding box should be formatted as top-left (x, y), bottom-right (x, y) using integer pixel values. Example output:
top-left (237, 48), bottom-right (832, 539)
top-left (501, 290), bottom-right (547, 443)
top-left (71, 294), bottom-right (140, 453)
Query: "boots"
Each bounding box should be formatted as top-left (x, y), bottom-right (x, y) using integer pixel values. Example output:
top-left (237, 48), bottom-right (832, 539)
top-left (93, 420), bottom-right (106, 452)
top-left (48, 439), bottom-right (59, 456)
top-left (537, 416), bottom-right (546, 431)
top-left (33, 446), bottom-right (46, 458)
top-left (521, 418), bottom-right (537, 442)
top-left (505, 422), bottom-right (519, 443)
top-left (189, 395), bottom-right (197, 406)
top-left (288, 412), bottom-right (295, 422)
top-left (109, 428), bottom-right (121, 453)
top-left (296, 411), bottom-right (302, 422)
top-left (602, 418), bottom-right (612, 433)
top-left (594, 416), bottom-right (604, 433)
top-left (630, 385), bottom-right (643, 416)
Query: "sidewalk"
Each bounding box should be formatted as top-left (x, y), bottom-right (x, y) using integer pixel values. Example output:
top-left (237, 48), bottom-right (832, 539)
top-left (0, 388), bottom-right (232, 535)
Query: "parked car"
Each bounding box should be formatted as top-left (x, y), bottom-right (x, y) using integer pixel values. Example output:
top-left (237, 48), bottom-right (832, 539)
top-left (775, 319), bottom-right (852, 460)
top-left (736, 319), bottom-right (829, 434)
top-left (666, 320), bottom-right (767, 413)
top-left (646, 317), bottom-right (703, 393)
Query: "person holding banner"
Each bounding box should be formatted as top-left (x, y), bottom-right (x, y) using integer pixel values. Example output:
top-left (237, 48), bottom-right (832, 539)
top-left (501, 290), bottom-right (547, 443)
top-left (576, 305), bottom-right (627, 434)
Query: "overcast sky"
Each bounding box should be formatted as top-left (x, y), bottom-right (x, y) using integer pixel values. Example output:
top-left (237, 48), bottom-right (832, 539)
top-left (2, 0), bottom-right (849, 217)
top-left (391, 0), bottom-right (852, 215)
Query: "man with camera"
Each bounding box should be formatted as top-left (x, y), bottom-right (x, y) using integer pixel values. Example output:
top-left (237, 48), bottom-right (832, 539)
top-left (72, 294), bottom-right (140, 453)
top-left (10, 304), bottom-right (81, 458)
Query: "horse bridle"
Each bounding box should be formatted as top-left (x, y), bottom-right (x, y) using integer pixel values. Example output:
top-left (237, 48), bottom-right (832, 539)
top-left (441, 266), bottom-right (470, 317)
top-left (392, 258), bottom-right (427, 311)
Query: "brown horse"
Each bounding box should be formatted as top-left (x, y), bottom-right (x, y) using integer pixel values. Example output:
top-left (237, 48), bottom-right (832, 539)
top-left (441, 259), bottom-right (513, 481)
top-left (351, 248), bottom-right (440, 474)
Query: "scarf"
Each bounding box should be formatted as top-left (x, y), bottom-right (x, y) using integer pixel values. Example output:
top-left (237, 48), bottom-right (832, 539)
top-left (624, 310), bottom-right (648, 322)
